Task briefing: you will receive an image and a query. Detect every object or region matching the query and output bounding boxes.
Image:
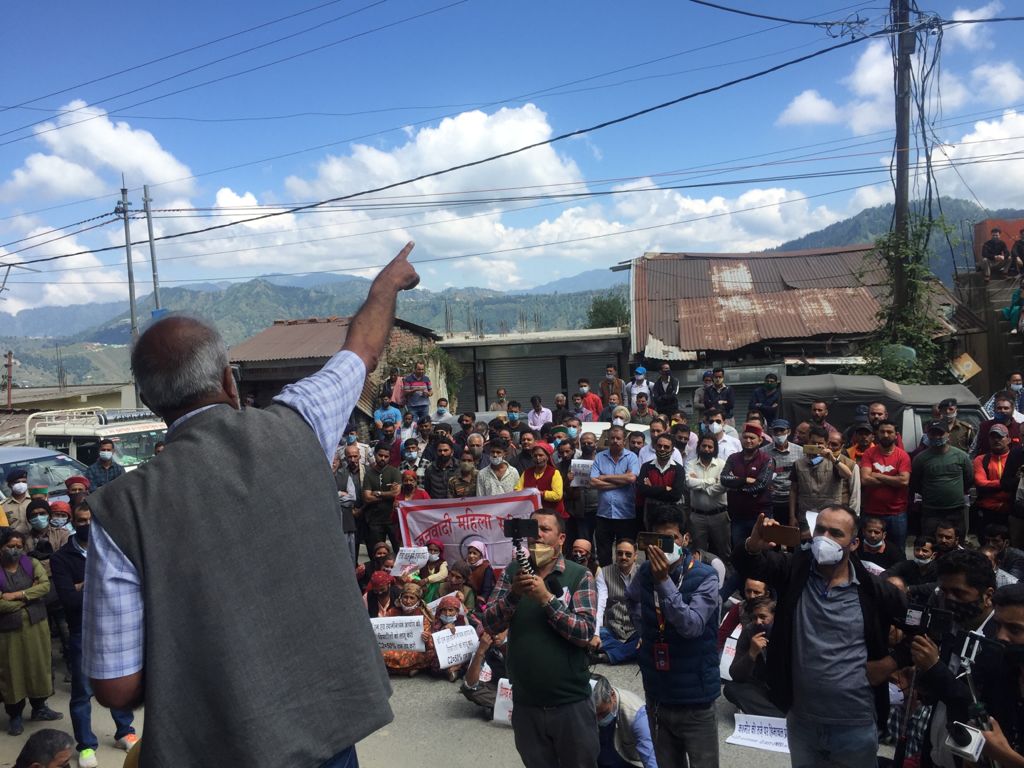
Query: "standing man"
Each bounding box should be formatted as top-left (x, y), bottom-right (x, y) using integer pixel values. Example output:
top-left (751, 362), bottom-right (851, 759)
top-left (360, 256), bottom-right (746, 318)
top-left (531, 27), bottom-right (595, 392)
top-left (859, 420), bottom-right (912, 552)
top-left (650, 363), bottom-right (680, 417)
top-left (402, 361), bottom-right (432, 423)
top-left (332, 449), bottom-right (358, 563)
top-left (600, 364), bottom-right (626, 409)
top-left (704, 368), bottom-right (735, 425)
top-left (734, 508), bottom-right (907, 766)
top-left (578, 379), bottom-right (604, 421)
top-left (363, 444), bottom-right (402, 551)
top-left (342, 444), bottom-right (369, 560)
top-left (788, 426), bottom-right (851, 530)
top-left (808, 400), bottom-right (837, 435)
top-left (626, 505), bottom-right (721, 767)
top-left (83, 243), bottom-right (420, 768)
top-left (481, 509), bottom-right (599, 768)
top-left (527, 396), bottom-right (552, 430)
top-left (590, 426), bottom-right (641, 567)
top-left (636, 433), bottom-right (686, 531)
top-left (83, 439), bottom-right (124, 491)
top-left (765, 419), bottom-right (802, 523)
top-left (489, 387), bottom-right (509, 411)
top-left (702, 408), bottom-right (741, 462)
top-left (685, 435), bottom-right (730, 562)
top-left (720, 423), bottom-right (775, 549)
top-left (937, 398), bottom-right (975, 453)
top-left (423, 436), bottom-right (457, 499)
top-left (975, 392), bottom-right (1023, 455)
top-left (623, 367), bottom-right (651, 412)
top-left (910, 420), bottom-right (973, 536)
top-left (985, 372), bottom-right (1024, 418)
top-left (476, 438), bottom-right (520, 497)
top-left (1, 469), bottom-right (27, 532)
top-left (750, 374), bottom-right (781, 424)
top-left (51, 502), bottom-right (137, 767)
top-left (975, 425), bottom-right (1014, 530)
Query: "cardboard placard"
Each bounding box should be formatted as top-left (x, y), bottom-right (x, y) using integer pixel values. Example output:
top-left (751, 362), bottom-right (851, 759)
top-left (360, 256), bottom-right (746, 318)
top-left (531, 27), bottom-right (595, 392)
top-left (726, 714), bottom-right (790, 754)
top-left (432, 625), bottom-right (480, 668)
top-left (493, 678), bottom-right (514, 726)
top-left (369, 616), bottom-right (425, 652)
top-left (391, 546), bottom-right (429, 577)
top-left (719, 623), bottom-right (742, 681)
top-left (571, 459), bottom-right (594, 487)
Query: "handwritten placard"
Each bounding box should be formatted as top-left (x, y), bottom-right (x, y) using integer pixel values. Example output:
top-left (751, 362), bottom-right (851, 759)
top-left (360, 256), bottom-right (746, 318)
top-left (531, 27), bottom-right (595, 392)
top-left (726, 714), bottom-right (790, 754)
top-left (493, 678), bottom-right (514, 726)
top-left (369, 616), bottom-right (425, 652)
top-left (391, 546), bottom-right (429, 577)
top-left (432, 625), bottom-right (480, 668)
top-left (720, 623), bottom-right (741, 681)
top-left (571, 459), bottom-right (594, 487)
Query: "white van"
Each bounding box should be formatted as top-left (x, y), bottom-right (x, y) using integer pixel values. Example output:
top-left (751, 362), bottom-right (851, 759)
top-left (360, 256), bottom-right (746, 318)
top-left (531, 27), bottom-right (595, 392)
top-left (25, 408), bottom-right (166, 471)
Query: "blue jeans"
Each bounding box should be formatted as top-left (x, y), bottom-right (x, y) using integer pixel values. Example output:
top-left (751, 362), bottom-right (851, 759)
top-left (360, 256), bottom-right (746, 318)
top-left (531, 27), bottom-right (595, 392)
top-left (786, 713), bottom-right (878, 768)
top-left (408, 405), bottom-right (429, 423)
top-left (882, 513), bottom-right (908, 554)
top-left (320, 746), bottom-right (358, 768)
top-left (69, 632), bottom-right (135, 752)
top-left (599, 627), bottom-right (639, 664)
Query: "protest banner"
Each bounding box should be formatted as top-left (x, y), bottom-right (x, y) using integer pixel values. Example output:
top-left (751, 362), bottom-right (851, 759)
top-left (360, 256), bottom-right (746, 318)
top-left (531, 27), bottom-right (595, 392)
top-left (369, 616), bottom-right (426, 652)
top-left (390, 546), bottom-right (429, 577)
top-left (493, 678), bottom-right (514, 727)
top-left (397, 490), bottom-right (541, 571)
top-left (432, 625), bottom-right (480, 668)
top-left (570, 459), bottom-right (593, 488)
top-left (719, 623), bottom-right (741, 681)
top-left (726, 714), bottom-right (790, 754)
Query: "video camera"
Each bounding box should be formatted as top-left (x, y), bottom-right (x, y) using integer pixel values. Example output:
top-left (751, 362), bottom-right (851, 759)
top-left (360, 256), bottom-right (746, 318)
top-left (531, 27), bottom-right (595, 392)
top-left (902, 604), bottom-right (954, 643)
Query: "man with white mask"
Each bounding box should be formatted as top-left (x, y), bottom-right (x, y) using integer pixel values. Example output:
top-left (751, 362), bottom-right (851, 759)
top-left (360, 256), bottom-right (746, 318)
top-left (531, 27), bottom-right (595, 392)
top-left (733, 505), bottom-right (908, 767)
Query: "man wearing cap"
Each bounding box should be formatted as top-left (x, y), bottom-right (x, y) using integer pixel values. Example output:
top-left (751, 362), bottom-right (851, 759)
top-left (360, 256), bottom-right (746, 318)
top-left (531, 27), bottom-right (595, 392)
top-left (910, 420), bottom-right (974, 535)
top-left (720, 423), bottom-right (775, 549)
top-left (765, 420), bottom-right (802, 523)
top-left (844, 421), bottom-right (874, 464)
top-left (2, 470), bottom-right (27, 532)
top-left (65, 476), bottom-right (90, 497)
top-left (651, 364), bottom-right (680, 416)
top-left (937, 398), bottom-right (975, 453)
top-left (981, 226), bottom-right (1010, 281)
top-left (974, 393), bottom-right (1023, 457)
top-left (859, 420), bottom-right (912, 552)
top-left (974, 424), bottom-right (1014, 530)
top-left (623, 367), bottom-right (651, 412)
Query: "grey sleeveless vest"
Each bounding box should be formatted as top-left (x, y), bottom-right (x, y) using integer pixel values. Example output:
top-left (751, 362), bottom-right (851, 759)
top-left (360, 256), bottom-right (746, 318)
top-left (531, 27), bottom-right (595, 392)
top-left (603, 564), bottom-right (637, 642)
top-left (92, 404), bottom-right (392, 767)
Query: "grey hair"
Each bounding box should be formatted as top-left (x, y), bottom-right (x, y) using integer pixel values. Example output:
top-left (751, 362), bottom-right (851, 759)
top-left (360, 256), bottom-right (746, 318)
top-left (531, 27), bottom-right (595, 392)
top-left (590, 674), bottom-right (614, 707)
top-left (131, 315), bottom-right (229, 415)
top-left (15, 729), bottom-right (75, 768)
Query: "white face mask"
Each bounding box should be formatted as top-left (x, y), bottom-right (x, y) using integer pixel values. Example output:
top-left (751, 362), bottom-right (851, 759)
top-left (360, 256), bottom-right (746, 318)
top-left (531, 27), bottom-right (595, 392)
top-left (914, 555), bottom-right (933, 566)
top-left (810, 536), bottom-right (844, 566)
top-left (428, 553), bottom-right (439, 563)
top-left (10, 482), bottom-right (27, 496)
top-left (99, 450), bottom-right (113, 462)
top-left (612, 418), bottom-right (625, 427)
top-left (490, 456), bottom-right (504, 467)
top-left (664, 543), bottom-right (683, 566)
top-left (772, 433), bottom-right (789, 447)
top-left (708, 422), bottom-right (723, 435)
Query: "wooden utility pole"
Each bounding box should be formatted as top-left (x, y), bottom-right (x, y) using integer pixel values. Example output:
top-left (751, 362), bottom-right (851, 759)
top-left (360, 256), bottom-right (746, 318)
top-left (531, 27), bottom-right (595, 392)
top-left (891, 0), bottom-right (916, 326)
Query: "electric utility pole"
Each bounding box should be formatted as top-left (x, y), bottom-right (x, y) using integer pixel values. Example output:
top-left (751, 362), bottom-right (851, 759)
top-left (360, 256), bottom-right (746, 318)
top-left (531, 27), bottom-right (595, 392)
top-left (115, 178), bottom-right (140, 342)
top-left (891, 0), bottom-right (916, 321)
top-left (143, 185), bottom-right (162, 310)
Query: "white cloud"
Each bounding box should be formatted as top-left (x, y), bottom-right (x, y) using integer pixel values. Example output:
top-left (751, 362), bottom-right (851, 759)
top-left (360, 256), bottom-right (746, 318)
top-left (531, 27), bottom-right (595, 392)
top-left (971, 63), bottom-right (1024, 103)
top-left (931, 110), bottom-right (1024, 207)
top-left (777, 90), bottom-right (844, 126)
top-left (0, 154), bottom-right (104, 202)
top-left (33, 100), bottom-right (195, 197)
top-left (947, 1), bottom-right (1003, 50)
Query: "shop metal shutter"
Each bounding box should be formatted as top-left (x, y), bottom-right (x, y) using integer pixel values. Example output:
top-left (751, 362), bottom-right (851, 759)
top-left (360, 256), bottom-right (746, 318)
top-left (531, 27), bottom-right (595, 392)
top-left (485, 358), bottom-right (562, 407)
top-left (565, 353), bottom-right (618, 396)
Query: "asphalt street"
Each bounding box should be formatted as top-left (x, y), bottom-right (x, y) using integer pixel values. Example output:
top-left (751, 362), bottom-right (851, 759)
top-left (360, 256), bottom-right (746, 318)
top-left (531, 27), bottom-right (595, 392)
top-left (0, 661), bottom-right (794, 767)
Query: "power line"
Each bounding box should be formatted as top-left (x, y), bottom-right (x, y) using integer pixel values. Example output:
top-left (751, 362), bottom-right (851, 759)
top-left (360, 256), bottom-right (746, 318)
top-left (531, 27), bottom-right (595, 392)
top-left (687, 0), bottom-right (869, 29)
top-left (0, 0), bottom-right (361, 114)
top-left (0, 0), bottom-right (467, 148)
top-left (0, 212), bottom-right (120, 250)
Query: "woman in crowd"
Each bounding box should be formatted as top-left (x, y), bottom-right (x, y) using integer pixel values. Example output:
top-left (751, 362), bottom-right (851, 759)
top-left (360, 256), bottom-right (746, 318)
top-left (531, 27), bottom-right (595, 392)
top-left (29, 501), bottom-right (72, 566)
top-left (418, 539), bottom-right (449, 603)
top-left (464, 540), bottom-right (495, 604)
top-left (515, 442), bottom-right (564, 518)
top-left (365, 570), bottom-right (400, 618)
top-left (440, 560), bottom-right (476, 612)
top-left (357, 541), bottom-right (393, 592)
top-left (0, 529), bottom-right (62, 735)
top-left (382, 582), bottom-right (434, 677)
top-left (431, 594), bottom-right (469, 682)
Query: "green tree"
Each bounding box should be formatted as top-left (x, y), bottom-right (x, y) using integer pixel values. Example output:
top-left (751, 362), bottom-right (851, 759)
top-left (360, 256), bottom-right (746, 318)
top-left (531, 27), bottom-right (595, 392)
top-left (587, 293), bottom-right (629, 328)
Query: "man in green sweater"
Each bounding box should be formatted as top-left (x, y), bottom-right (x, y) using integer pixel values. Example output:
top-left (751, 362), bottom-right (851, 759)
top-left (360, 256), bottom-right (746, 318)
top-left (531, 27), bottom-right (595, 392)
top-left (911, 420), bottom-right (973, 536)
top-left (482, 509), bottom-right (599, 767)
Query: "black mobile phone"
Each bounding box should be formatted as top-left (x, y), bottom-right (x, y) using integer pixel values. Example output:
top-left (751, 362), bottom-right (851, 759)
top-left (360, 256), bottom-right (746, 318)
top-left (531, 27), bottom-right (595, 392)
top-left (636, 532), bottom-right (675, 552)
top-left (503, 518), bottom-right (538, 539)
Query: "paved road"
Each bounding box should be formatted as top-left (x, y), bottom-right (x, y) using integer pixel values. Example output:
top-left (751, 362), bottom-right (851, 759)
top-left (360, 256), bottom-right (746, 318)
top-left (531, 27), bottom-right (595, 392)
top-left (0, 662), bottom-right (792, 767)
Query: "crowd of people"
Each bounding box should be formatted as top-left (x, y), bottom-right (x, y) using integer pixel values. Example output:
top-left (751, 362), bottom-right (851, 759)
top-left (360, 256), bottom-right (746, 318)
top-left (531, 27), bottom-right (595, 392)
top-left (339, 360), bottom-right (1024, 767)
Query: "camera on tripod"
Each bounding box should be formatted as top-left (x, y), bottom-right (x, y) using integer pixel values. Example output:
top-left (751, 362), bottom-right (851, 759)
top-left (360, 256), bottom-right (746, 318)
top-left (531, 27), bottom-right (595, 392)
top-left (902, 604), bottom-right (954, 642)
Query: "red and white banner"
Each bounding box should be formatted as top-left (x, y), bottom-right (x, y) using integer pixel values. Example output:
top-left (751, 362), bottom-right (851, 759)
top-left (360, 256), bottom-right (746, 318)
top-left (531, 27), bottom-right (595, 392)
top-left (397, 490), bottom-right (541, 570)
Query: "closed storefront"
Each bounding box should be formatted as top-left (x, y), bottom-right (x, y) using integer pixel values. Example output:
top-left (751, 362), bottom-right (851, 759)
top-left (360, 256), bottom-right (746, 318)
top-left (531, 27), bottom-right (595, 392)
top-left (485, 358), bottom-right (562, 405)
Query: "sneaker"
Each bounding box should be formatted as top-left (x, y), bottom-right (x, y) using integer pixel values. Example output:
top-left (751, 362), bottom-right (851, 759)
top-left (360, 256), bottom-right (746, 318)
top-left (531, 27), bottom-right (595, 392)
top-left (78, 748), bottom-right (98, 768)
top-left (116, 733), bottom-right (139, 751)
top-left (7, 716), bottom-right (22, 736)
top-left (30, 705), bottom-right (63, 721)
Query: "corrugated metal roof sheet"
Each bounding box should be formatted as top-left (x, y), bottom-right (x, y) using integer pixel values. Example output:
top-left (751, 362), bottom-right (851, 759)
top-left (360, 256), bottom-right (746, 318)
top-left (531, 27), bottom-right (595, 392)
top-left (229, 318), bottom-right (352, 363)
top-left (677, 287), bottom-right (880, 351)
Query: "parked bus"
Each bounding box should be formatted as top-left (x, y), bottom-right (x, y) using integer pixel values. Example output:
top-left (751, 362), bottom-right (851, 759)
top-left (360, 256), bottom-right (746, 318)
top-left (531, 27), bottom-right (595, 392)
top-left (25, 408), bottom-right (166, 470)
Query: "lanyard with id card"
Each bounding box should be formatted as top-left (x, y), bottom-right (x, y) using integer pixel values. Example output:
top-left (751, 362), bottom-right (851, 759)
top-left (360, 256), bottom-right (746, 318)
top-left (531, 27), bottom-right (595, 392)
top-left (652, 555), bottom-right (695, 672)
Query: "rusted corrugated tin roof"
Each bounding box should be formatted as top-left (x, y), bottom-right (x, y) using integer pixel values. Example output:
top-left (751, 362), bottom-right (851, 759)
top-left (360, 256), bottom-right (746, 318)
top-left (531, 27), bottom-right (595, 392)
top-left (229, 318), bottom-right (352, 363)
top-left (677, 288), bottom-right (880, 351)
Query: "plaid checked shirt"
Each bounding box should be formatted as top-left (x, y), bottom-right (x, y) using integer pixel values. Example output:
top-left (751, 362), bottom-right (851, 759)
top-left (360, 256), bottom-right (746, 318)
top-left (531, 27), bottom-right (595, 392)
top-left (83, 350), bottom-right (365, 679)
top-left (481, 554), bottom-right (597, 647)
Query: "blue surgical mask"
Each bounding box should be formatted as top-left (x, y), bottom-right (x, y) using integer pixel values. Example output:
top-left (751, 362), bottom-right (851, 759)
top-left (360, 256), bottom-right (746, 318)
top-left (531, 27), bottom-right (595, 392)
top-left (436, 407), bottom-right (448, 416)
top-left (580, 386), bottom-right (589, 394)
top-left (567, 427), bottom-right (578, 439)
top-left (440, 614), bottom-right (457, 625)
top-left (553, 438), bottom-right (562, 449)
top-left (1012, 383), bottom-right (1023, 393)
top-left (598, 711), bottom-right (616, 727)
top-left (507, 412), bottom-right (520, 423)
top-left (29, 515), bottom-right (48, 531)
top-left (346, 435), bottom-right (357, 445)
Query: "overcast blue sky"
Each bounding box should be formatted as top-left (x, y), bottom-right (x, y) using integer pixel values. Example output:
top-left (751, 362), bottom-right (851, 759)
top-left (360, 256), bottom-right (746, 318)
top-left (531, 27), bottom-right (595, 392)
top-left (0, 0), bottom-right (1021, 310)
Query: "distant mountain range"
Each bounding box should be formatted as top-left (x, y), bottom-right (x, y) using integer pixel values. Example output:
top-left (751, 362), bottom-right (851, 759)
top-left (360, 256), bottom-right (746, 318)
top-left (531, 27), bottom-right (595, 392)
top-left (2, 196), bottom-right (1015, 386)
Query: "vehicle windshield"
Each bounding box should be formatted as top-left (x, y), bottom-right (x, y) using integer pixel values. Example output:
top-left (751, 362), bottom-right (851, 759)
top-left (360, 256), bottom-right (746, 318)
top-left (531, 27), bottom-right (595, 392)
top-left (107, 428), bottom-right (166, 467)
top-left (0, 454), bottom-right (88, 497)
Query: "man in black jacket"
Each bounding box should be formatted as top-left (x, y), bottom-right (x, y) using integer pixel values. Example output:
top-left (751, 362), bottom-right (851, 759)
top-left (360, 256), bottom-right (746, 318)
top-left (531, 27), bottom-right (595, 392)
top-left (50, 502), bottom-right (137, 765)
top-left (734, 505), bottom-right (907, 767)
top-left (422, 437), bottom-right (457, 499)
